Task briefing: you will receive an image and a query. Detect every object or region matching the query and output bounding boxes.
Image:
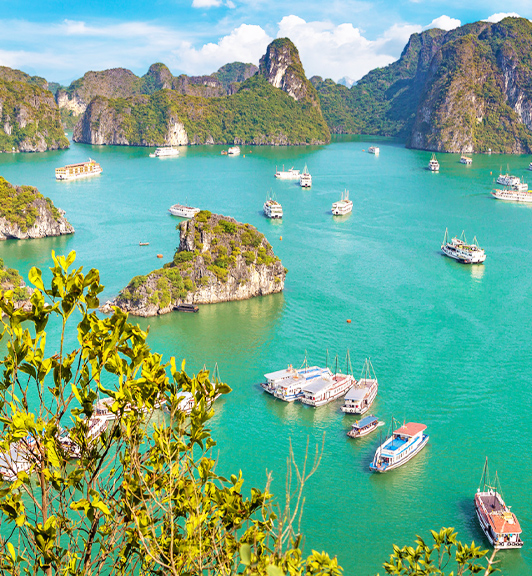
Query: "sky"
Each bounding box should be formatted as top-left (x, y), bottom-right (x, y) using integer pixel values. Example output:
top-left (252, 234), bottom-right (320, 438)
top-left (1, 1), bottom-right (531, 85)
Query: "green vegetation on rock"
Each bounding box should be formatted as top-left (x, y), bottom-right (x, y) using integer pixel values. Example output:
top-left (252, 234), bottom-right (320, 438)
top-left (115, 213), bottom-right (285, 315)
top-left (0, 176), bottom-right (59, 231)
top-left (0, 257), bottom-right (30, 302)
top-left (314, 17), bottom-right (532, 153)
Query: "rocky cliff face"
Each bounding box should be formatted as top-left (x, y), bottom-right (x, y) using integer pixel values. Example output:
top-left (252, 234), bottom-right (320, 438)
top-left (73, 95), bottom-right (190, 146)
top-left (314, 17), bottom-right (532, 153)
top-left (259, 38), bottom-right (319, 105)
top-left (408, 18), bottom-right (532, 153)
top-left (112, 212), bottom-right (286, 317)
top-left (0, 177), bottom-right (74, 240)
top-left (0, 73), bottom-right (69, 152)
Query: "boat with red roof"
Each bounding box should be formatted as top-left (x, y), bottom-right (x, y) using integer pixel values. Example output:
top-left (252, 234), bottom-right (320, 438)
top-left (369, 420), bottom-right (429, 473)
top-left (475, 458), bottom-right (523, 549)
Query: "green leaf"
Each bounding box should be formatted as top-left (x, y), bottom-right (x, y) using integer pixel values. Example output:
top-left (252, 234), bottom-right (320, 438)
top-left (267, 564), bottom-right (285, 576)
top-left (240, 543), bottom-right (251, 566)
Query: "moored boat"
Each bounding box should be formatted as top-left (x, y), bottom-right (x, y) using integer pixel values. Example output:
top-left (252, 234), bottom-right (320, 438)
top-left (341, 358), bottom-right (378, 414)
top-left (492, 179), bottom-right (532, 203)
top-left (299, 372), bottom-right (354, 407)
top-left (347, 415), bottom-right (381, 438)
top-left (227, 146), bottom-right (241, 155)
top-left (275, 166), bottom-right (300, 180)
top-left (528, 162), bottom-right (532, 171)
top-left (497, 170), bottom-right (520, 186)
top-left (441, 229), bottom-right (486, 264)
top-left (332, 190), bottom-right (353, 216)
top-left (299, 164), bottom-right (312, 187)
top-left (264, 192), bottom-right (283, 219)
top-left (428, 153), bottom-right (439, 172)
top-left (460, 155), bottom-right (472, 165)
top-left (370, 421), bottom-right (429, 473)
top-left (475, 458), bottom-right (524, 549)
top-left (368, 146), bottom-right (380, 155)
top-left (55, 158), bottom-right (102, 181)
top-left (262, 357), bottom-right (331, 401)
top-left (169, 204), bottom-right (201, 218)
top-left (149, 146), bottom-right (179, 158)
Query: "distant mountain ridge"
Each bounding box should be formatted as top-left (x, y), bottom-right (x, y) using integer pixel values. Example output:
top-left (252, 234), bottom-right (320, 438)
top-left (313, 17), bottom-right (532, 153)
top-left (72, 38), bottom-right (330, 147)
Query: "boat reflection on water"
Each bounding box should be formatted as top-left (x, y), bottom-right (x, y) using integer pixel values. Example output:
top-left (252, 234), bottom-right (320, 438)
top-left (471, 264), bottom-right (485, 282)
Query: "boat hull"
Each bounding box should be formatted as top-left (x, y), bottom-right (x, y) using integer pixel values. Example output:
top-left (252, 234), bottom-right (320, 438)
top-left (56, 170), bottom-right (102, 181)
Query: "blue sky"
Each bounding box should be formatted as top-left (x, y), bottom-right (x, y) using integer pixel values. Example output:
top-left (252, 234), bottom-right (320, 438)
top-left (1, 1), bottom-right (531, 85)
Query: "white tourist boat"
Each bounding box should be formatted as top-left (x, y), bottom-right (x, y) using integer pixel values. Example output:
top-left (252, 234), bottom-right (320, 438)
top-left (227, 146), bottom-right (241, 155)
top-left (149, 146), bottom-right (179, 158)
top-left (347, 415), bottom-right (382, 438)
top-left (275, 166), bottom-right (300, 180)
top-left (262, 360), bottom-right (332, 402)
top-left (370, 421), bottom-right (429, 473)
top-left (428, 153), bottom-right (439, 172)
top-left (460, 155), bottom-right (472, 165)
top-left (528, 162), bottom-right (532, 171)
top-left (332, 190), bottom-right (353, 216)
top-left (475, 458), bottom-right (524, 549)
top-left (368, 146), bottom-right (380, 155)
top-left (169, 204), bottom-right (201, 218)
top-left (341, 358), bottom-right (378, 414)
top-left (441, 229), bottom-right (486, 264)
top-left (55, 158), bottom-right (102, 181)
top-left (496, 173), bottom-right (520, 186)
top-left (299, 165), bottom-right (312, 188)
top-left (263, 192), bottom-right (283, 219)
top-left (299, 372), bottom-right (355, 407)
top-left (492, 179), bottom-right (532, 203)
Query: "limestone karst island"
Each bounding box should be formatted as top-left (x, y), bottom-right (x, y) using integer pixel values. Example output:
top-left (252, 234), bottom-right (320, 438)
top-left (0, 7), bottom-right (531, 576)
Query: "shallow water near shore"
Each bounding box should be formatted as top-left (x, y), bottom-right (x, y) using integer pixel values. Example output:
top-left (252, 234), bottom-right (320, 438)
top-left (1, 135), bottom-right (532, 575)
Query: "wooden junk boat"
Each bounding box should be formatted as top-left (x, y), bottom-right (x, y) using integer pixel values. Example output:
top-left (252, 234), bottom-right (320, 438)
top-left (475, 458), bottom-right (523, 549)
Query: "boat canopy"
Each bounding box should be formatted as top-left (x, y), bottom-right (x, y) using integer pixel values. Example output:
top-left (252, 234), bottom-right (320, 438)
top-left (302, 375), bottom-right (334, 394)
top-left (344, 387), bottom-right (369, 401)
top-left (393, 422), bottom-right (427, 437)
top-left (354, 415), bottom-right (378, 429)
top-left (264, 368), bottom-right (296, 381)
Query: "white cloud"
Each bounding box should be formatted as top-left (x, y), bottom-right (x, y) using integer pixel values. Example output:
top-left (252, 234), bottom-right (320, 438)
top-left (423, 15), bottom-right (461, 31)
top-left (275, 15), bottom-right (422, 83)
top-left (192, 0), bottom-right (222, 8)
top-left (483, 12), bottom-right (521, 23)
top-left (171, 24), bottom-right (272, 74)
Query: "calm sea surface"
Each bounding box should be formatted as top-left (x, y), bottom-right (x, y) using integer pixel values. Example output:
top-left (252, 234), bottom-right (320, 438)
top-left (0, 136), bottom-right (531, 575)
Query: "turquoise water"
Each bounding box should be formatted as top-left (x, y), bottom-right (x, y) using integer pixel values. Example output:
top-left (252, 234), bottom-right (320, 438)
top-left (1, 136), bottom-right (531, 575)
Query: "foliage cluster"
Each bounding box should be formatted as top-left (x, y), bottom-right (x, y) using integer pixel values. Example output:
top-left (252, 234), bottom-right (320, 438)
top-left (0, 177), bottom-right (62, 231)
top-left (0, 258), bottom-right (30, 303)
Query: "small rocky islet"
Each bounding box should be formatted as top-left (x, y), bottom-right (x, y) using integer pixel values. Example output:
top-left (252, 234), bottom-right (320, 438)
top-left (109, 212), bottom-right (286, 317)
top-left (0, 176), bottom-right (74, 241)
